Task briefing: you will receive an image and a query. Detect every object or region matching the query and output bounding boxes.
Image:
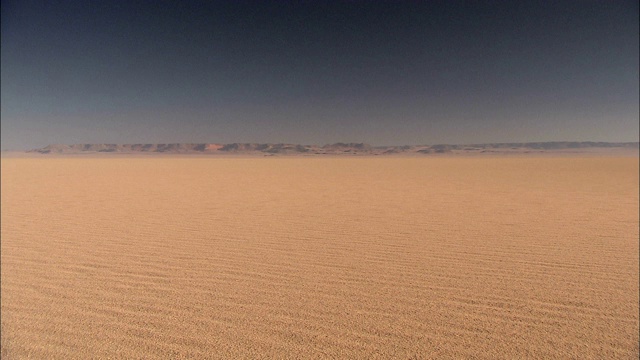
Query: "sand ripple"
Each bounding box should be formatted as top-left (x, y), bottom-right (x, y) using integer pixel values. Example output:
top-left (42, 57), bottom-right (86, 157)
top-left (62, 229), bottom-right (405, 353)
top-left (2, 157), bottom-right (638, 358)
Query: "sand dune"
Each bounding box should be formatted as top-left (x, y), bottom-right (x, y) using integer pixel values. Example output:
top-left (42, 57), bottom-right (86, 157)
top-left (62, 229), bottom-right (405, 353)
top-left (1, 156), bottom-right (638, 358)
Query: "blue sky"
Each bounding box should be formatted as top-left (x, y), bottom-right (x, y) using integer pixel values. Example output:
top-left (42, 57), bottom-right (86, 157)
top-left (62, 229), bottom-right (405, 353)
top-left (2, 1), bottom-right (638, 149)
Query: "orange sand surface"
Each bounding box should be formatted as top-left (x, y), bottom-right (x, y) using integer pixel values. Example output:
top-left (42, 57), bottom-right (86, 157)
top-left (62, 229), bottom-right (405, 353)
top-left (1, 157), bottom-right (638, 358)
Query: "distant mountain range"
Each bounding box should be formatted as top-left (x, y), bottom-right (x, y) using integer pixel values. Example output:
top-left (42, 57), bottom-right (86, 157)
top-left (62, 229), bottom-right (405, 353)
top-left (29, 142), bottom-right (639, 155)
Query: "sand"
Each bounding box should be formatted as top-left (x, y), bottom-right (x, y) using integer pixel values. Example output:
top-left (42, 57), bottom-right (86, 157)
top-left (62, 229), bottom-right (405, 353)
top-left (1, 156), bottom-right (638, 359)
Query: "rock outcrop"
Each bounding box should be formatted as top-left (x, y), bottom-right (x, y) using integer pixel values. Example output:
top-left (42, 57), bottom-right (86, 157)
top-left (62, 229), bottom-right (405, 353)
top-left (29, 142), bottom-right (639, 155)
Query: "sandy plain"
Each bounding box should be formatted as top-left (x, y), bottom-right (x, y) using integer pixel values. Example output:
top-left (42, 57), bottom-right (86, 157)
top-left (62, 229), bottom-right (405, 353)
top-left (1, 155), bottom-right (638, 359)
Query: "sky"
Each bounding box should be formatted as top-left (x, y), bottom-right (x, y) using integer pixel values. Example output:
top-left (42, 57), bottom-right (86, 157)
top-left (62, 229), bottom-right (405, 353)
top-left (1, 0), bottom-right (638, 150)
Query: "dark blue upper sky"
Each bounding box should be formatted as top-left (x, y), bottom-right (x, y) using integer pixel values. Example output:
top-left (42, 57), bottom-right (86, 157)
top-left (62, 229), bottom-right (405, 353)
top-left (2, 0), bottom-right (638, 149)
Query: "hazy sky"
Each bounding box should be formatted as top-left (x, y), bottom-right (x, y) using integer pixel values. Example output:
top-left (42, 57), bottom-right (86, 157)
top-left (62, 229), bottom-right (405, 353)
top-left (2, 1), bottom-right (638, 149)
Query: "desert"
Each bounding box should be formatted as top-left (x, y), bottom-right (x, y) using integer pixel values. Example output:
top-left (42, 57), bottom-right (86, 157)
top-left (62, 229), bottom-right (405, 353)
top-left (3, 1), bottom-right (638, 358)
top-left (1, 154), bottom-right (638, 358)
